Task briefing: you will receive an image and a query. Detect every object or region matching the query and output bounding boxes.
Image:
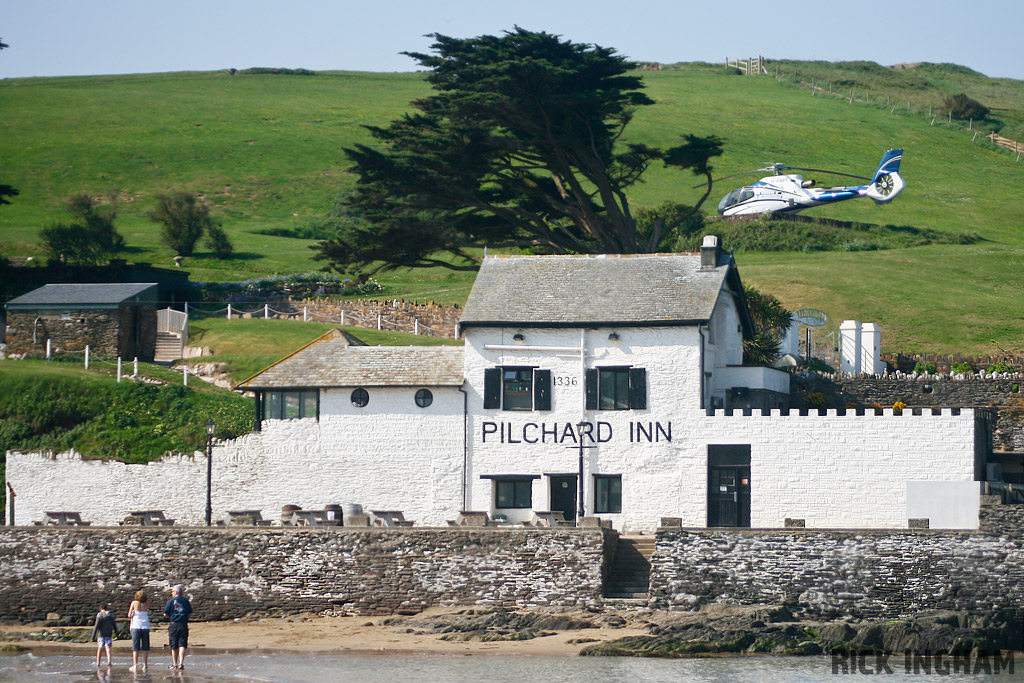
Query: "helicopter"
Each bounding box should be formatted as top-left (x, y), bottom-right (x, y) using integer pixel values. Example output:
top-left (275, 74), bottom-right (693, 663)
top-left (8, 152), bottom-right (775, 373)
top-left (707, 149), bottom-right (905, 217)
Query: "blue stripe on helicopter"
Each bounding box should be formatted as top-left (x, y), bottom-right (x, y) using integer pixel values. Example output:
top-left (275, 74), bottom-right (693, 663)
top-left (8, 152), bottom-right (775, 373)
top-left (812, 191), bottom-right (858, 201)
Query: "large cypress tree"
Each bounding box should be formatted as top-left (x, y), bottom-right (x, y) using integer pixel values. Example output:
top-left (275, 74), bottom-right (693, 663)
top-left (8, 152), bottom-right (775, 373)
top-left (313, 28), bottom-right (723, 274)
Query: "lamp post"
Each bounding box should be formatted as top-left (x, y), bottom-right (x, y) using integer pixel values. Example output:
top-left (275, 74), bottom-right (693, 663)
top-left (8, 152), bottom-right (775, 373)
top-left (205, 419), bottom-right (215, 526)
top-left (565, 421), bottom-right (595, 525)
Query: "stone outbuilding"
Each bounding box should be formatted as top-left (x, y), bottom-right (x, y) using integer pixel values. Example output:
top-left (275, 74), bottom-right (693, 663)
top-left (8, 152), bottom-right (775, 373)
top-left (4, 282), bottom-right (158, 361)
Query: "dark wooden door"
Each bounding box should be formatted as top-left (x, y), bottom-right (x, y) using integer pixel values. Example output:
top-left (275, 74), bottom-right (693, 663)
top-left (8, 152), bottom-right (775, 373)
top-left (549, 475), bottom-right (577, 521)
top-left (708, 465), bottom-right (751, 527)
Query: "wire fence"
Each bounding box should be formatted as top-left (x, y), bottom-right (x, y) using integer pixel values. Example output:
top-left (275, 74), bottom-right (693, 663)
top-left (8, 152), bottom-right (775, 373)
top-left (42, 347), bottom-right (198, 387)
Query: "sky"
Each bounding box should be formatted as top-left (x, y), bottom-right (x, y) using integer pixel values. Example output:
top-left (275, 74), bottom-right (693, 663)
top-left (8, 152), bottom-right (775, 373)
top-left (3, 0), bottom-right (1022, 81)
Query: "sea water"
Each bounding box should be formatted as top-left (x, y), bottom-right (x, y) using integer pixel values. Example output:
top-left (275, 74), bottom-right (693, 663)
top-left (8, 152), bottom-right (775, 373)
top-left (1, 652), bottom-right (1021, 682)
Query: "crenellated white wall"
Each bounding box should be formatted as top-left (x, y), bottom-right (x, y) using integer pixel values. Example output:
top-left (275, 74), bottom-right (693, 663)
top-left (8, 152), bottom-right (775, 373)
top-left (5, 407), bottom-right (979, 532)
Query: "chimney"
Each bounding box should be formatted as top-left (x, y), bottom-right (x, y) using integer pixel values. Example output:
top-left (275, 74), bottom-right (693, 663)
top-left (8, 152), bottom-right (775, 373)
top-left (700, 235), bottom-right (720, 270)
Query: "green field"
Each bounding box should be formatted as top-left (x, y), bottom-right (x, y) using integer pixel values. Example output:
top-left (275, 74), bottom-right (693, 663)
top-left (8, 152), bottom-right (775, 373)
top-left (186, 318), bottom-right (463, 382)
top-left (2, 64), bottom-right (1023, 355)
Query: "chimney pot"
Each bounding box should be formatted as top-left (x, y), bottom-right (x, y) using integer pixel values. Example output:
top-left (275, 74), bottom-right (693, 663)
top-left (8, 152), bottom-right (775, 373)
top-left (701, 235), bottom-right (720, 269)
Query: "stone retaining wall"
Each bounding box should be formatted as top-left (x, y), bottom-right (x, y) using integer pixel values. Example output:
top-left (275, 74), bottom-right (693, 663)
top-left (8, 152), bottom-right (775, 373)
top-left (650, 504), bottom-right (1024, 619)
top-left (798, 374), bottom-right (1024, 453)
top-left (296, 298), bottom-right (461, 338)
top-left (0, 527), bottom-right (610, 622)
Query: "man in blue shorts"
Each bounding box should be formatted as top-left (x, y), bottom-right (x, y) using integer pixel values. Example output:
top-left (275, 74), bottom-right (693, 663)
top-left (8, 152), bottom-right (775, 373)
top-left (163, 585), bottom-right (193, 670)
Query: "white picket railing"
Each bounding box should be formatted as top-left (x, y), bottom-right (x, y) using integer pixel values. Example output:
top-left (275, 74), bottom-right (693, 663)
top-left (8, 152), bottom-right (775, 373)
top-left (157, 308), bottom-right (189, 358)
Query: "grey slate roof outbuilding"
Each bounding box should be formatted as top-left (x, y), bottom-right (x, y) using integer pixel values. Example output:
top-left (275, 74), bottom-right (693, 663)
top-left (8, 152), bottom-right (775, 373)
top-left (459, 251), bottom-right (750, 332)
top-left (5, 283), bottom-right (159, 310)
top-left (237, 329), bottom-right (465, 389)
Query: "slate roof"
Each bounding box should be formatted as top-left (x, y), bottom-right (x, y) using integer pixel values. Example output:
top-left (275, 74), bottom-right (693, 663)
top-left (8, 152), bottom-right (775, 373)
top-left (237, 328), bottom-right (465, 389)
top-left (459, 253), bottom-right (734, 328)
top-left (5, 283), bottom-right (158, 309)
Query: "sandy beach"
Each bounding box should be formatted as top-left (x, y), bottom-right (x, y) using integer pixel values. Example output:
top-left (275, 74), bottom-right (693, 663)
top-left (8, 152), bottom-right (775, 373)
top-left (0, 608), bottom-right (647, 658)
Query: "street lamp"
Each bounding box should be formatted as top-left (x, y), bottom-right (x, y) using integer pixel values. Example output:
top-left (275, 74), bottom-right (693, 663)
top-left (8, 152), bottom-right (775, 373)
top-left (205, 419), bottom-right (215, 526)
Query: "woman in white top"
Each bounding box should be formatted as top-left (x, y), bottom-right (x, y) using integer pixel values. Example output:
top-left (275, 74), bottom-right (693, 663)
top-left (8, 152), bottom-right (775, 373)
top-left (127, 589), bottom-right (151, 673)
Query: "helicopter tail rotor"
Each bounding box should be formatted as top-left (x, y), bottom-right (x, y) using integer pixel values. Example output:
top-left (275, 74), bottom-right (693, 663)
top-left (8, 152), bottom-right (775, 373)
top-left (866, 171), bottom-right (905, 204)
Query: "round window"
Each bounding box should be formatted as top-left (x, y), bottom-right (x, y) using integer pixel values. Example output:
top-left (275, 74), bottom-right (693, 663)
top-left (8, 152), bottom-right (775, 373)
top-left (351, 388), bottom-right (369, 408)
top-left (415, 388), bottom-right (433, 408)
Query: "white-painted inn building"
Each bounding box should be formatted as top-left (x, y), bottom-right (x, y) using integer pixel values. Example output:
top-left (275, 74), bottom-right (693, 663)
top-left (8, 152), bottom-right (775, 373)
top-left (6, 237), bottom-right (986, 531)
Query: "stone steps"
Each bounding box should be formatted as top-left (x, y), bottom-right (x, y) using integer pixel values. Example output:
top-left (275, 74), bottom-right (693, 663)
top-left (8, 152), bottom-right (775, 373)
top-left (604, 535), bottom-right (655, 600)
top-left (154, 332), bottom-right (182, 363)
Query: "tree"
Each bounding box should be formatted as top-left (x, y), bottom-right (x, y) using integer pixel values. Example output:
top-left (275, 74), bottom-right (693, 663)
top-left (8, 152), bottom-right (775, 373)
top-left (149, 191), bottom-right (230, 258)
top-left (38, 193), bottom-right (124, 265)
top-left (742, 286), bottom-right (793, 367)
top-left (312, 28), bottom-right (723, 274)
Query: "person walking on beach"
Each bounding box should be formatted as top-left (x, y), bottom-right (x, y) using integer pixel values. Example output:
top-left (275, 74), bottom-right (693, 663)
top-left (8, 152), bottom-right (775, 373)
top-left (91, 603), bottom-right (117, 667)
top-left (163, 584), bottom-right (193, 670)
top-left (127, 589), bottom-right (152, 673)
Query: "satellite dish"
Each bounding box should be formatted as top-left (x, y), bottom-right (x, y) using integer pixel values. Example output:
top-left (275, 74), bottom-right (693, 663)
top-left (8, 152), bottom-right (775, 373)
top-left (791, 308), bottom-right (840, 367)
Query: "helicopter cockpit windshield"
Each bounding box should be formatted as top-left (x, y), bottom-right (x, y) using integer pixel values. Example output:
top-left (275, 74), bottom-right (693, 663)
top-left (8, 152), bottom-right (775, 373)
top-left (718, 188), bottom-right (754, 214)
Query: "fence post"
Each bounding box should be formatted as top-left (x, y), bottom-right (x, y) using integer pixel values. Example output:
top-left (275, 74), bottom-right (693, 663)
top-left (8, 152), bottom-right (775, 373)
top-left (183, 365), bottom-right (188, 387)
top-left (265, 304), bottom-right (269, 319)
top-left (133, 357), bottom-right (138, 378)
top-left (303, 306), bottom-right (308, 322)
top-left (228, 304), bottom-right (233, 320)
top-left (377, 314), bottom-right (382, 331)
top-left (184, 302), bottom-right (189, 315)
top-left (46, 339), bottom-right (51, 363)
top-left (414, 319), bottom-right (419, 335)
top-left (117, 358), bottom-right (122, 383)
top-left (341, 310), bottom-right (345, 326)
top-left (85, 345), bottom-right (90, 370)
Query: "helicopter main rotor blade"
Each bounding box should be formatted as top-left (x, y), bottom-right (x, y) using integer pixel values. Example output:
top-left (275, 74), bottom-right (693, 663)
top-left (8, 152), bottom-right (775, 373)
top-left (690, 169), bottom-right (767, 189)
top-left (781, 166), bottom-right (870, 181)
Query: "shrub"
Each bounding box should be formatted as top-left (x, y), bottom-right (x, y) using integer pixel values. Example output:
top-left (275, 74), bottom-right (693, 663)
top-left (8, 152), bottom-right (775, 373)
top-left (893, 400), bottom-right (907, 414)
top-left (950, 361), bottom-right (973, 375)
top-left (943, 93), bottom-right (989, 121)
top-left (913, 361), bottom-right (937, 374)
top-left (149, 191), bottom-right (216, 257)
top-left (205, 223), bottom-right (234, 259)
top-left (804, 392), bottom-right (827, 409)
top-left (987, 361), bottom-right (1015, 374)
top-left (39, 193), bottom-right (124, 265)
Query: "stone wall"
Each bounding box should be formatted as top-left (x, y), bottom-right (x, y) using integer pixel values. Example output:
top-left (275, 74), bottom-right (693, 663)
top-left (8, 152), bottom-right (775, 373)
top-left (649, 503), bottom-right (1024, 619)
top-left (5, 306), bottom-right (157, 361)
top-left (296, 298), bottom-right (461, 338)
top-left (0, 527), bottom-right (611, 622)
top-left (798, 374), bottom-right (1024, 453)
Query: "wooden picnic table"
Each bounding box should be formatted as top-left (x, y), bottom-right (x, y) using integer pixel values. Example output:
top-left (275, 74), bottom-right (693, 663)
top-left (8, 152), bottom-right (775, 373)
top-left (127, 510), bottom-right (175, 526)
top-left (289, 509), bottom-right (340, 527)
top-left (41, 511), bottom-right (91, 526)
top-left (225, 510), bottom-right (271, 526)
top-left (370, 510), bottom-right (415, 527)
top-left (532, 511), bottom-right (574, 528)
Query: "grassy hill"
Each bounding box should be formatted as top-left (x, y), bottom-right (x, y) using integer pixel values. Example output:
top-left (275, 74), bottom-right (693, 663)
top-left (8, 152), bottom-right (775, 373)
top-left (1, 62), bottom-right (1023, 355)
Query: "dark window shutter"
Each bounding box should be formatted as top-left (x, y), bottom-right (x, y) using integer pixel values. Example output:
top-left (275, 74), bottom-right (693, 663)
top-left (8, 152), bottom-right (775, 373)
top-left (483, 367), bottom-right (501, 409)
top-left (628, 367), bottom-right (647, 409)
top-left (534, 369), bottom-right (552, 411)
top-left (585, 368), bottom-right (599, 410)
